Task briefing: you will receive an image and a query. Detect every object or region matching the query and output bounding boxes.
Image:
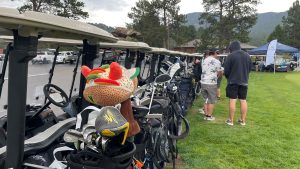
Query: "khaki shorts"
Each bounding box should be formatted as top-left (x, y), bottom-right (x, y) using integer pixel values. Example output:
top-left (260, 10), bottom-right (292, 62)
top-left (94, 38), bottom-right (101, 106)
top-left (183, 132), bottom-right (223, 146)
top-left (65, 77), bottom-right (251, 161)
top-left (201, 84), bottom-right (218, 104)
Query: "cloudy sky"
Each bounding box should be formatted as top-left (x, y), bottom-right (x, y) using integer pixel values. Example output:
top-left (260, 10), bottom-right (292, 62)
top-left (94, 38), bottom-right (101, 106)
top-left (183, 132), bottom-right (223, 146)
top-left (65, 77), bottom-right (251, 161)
top-left (0, 0), bottom-right (297, 27)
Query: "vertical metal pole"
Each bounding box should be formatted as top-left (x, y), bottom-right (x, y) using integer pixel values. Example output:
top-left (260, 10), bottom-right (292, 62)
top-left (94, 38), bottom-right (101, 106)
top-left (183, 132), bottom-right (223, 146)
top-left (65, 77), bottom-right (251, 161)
top-left (69, 50), bottom-right (82, 99)
top-left (45, 46), bottom-right (60, 104)
top-left (6, 31), bottom-right (38, 169)
top-left (0, 43), bottom-right (12, 98)
top-left (274, 53), bottom-right (276, 74)
top-left (78, 40), bottom-right (97, 112)
top-left (149, 54), bottom-right (158, 83)
top-left (157, 54), bottom-right (165, 75)
top-left (136, 51), bottom-right (145, 68)
top-left (125, 49), bottom-right (130, 69)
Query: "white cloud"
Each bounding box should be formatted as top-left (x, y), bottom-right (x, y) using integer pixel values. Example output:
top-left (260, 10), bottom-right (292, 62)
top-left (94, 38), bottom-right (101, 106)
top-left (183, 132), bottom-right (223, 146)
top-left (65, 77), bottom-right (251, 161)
top-left (84, 0), bottom-right (130, 11)
top-left (257, 0), bottom-right (295, 13)
top-left (0, 0), bottom-right (296, 27)
top-left (0, 0), bottom-right (22, 8)
top-left (179, 0), bottom-right (204, 14)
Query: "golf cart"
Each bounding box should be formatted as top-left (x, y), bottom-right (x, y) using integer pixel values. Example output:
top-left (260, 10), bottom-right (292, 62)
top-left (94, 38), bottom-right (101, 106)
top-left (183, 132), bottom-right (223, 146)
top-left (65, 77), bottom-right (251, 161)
top-left (0, 7), bottom-right (120, 168)
top-left (99, 40), bottom-right (152, 85)
top-left (0, 35), bottom-right (87, 142)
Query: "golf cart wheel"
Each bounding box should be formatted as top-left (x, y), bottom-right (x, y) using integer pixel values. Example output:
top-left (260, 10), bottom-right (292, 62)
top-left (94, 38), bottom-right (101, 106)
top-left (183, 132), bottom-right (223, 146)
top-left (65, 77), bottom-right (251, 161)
top-left (63, 59), bottom-right (66, 64)
top-left (70, 60), bottom-right (74, 64)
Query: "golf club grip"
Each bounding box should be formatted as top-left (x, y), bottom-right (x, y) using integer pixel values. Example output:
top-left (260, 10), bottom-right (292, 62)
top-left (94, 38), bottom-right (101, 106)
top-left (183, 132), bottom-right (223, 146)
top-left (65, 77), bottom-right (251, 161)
top-left (168, 116), bottom-right (189, 140)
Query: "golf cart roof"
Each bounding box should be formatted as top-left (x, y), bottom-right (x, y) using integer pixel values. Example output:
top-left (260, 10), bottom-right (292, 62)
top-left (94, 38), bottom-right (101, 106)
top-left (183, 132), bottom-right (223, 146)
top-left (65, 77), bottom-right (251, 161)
top-left (99, 40), bottom-right (151, 51)
top-left (192, 53), bottom-right (203, 58)
top-left (168, 50), bottom-right (184, 56)
top-left (0, 7), bottom-right (117, 42)
top-left (149, 47), bottom-right (169, 54)
top-left (0, 35), bottom-right (83, 45)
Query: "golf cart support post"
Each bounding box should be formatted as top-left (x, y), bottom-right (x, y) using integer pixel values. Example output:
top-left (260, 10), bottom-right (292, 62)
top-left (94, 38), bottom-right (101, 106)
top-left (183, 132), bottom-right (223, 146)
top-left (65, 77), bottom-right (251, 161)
top-left (0, 43), bottom-right (12, 98)
top-left (78, 40), bottom-right (98, 112)
top-left (6, 31), bottom-right (38, 168)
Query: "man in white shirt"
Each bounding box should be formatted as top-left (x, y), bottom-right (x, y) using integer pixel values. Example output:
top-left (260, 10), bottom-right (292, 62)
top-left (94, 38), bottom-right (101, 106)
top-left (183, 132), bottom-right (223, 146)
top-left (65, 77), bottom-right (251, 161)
top-left (200, 49), bottom-right (222, 121)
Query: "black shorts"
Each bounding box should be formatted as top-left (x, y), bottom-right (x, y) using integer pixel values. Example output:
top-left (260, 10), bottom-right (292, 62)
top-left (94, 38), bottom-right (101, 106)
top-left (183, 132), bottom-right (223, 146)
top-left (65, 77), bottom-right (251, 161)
top-left (226, 84), bottom-right (248, 100)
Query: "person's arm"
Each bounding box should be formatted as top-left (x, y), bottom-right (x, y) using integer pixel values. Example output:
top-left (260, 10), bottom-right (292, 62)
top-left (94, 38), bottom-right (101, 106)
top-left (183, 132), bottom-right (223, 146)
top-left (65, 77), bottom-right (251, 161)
top-left (224, 56), bottom-right (231, 78)
top-left (216, 60), bottom-right (222, 77)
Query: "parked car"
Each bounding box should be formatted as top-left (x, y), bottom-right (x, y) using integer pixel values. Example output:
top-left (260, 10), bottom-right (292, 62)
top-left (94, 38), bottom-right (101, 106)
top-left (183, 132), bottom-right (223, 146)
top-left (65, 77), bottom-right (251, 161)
top-left (32, 51), bottom-right (55, 64)
top-left (101, 50), bottom-right (119, 65)
top-left (275, 58), bottom-right (289, 72)
top-left (56, 51), bottom-right (77, 64)
top-left (0, 54), bottom-right (4, 61)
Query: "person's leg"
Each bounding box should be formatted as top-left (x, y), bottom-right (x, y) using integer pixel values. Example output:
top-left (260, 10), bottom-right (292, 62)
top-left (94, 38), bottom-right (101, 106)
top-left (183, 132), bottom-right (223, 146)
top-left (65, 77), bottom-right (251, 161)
top-left (226, 84), bottom-right (238, 124)
top-left (217, 77), bottom-right (222, 99)
top-left (229, 99), bottom-right (237, 122)
top-left (200, 85), bottom-right (209, 115)
top-left (205, 85), bottom-right (217, 118)
top-left (217, 88), bottom-right (221, 98)
top-left (203, 102), bottom-right (208, 115)
top-left (238, 85), bottom-right (248, 124)
top-left (206, 103), bottom-right (214, 116)
top-left (240, 99), bottom-right (247, 122)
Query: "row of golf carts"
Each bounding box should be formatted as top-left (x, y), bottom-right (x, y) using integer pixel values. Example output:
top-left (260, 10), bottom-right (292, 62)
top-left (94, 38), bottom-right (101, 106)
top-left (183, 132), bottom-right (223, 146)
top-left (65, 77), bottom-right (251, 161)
top-left (0, 7), bottom-right (202, 169)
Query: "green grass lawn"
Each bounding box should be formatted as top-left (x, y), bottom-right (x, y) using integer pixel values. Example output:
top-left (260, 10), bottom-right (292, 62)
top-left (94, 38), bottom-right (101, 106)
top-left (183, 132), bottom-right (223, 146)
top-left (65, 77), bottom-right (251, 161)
top-left (177, 72), bottom-right (300, 169)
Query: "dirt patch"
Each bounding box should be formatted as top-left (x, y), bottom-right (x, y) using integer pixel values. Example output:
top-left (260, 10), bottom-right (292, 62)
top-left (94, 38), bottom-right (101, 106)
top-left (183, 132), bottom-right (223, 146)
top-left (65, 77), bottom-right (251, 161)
top-left (167, 154), bottom-right (184, 169)
top-left (189, 108), bottom-right (198, 115)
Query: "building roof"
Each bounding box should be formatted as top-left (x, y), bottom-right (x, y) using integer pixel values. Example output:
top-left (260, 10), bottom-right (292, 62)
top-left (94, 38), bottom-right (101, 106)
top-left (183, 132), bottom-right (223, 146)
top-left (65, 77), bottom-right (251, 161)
top-left (240, 43), bottom-right (257, 49)
top-left (177, 39), bottom-right (200, 48)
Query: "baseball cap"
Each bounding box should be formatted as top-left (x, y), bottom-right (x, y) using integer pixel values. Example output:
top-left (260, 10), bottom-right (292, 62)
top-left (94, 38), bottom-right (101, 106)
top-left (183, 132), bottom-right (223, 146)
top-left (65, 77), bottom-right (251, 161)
top-left (209, 48), bottom-right (219, 55)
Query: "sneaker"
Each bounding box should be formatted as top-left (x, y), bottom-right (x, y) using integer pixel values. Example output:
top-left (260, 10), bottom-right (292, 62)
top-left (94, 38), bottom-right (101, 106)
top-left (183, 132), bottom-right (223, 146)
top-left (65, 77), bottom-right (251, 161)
top-left (237, 119), bottom-right (246, 126)
top-left (204, 115), bottom-right (215, 121)
top-left (225, 119), bottom-right (234, 126)
top-left (198, 108), bottom-right (205, 115)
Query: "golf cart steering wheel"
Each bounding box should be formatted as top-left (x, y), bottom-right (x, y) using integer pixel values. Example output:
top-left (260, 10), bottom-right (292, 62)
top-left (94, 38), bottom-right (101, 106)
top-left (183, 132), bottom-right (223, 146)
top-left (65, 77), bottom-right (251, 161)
top-left (43, 84), bottom-right (69, 107)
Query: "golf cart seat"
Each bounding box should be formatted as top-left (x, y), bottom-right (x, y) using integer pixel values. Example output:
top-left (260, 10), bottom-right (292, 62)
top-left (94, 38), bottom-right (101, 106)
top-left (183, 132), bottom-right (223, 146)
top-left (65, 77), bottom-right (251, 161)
top-left (0, 118), bottom-right (76, 166)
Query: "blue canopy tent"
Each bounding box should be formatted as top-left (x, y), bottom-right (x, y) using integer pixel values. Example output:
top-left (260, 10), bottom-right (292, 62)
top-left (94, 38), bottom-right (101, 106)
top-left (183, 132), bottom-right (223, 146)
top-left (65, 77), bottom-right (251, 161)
top-left (249, 42), bottom-right (298, 55)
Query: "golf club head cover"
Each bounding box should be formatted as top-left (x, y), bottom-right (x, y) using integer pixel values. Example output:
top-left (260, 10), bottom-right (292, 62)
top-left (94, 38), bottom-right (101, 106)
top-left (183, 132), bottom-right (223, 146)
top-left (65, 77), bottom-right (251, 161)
top-left (95, 106), bottom-right (129, 145)
top-left (81, 62), bottom-right (140, 106)
top-left (120, 98), bottom-right (140, 137)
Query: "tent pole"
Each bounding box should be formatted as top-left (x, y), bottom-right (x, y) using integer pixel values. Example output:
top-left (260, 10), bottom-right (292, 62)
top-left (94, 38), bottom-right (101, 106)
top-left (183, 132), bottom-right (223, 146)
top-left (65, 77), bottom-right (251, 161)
top-left (274, 53), bottom-right (276, 74)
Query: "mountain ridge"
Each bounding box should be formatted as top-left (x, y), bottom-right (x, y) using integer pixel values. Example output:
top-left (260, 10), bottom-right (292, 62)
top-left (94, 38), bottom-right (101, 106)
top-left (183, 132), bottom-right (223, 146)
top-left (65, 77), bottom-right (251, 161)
top-left (185, 11), bottom-right (288, 46)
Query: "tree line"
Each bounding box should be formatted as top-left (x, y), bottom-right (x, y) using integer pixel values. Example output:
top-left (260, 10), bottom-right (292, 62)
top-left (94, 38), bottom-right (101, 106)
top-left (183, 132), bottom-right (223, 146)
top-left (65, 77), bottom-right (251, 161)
top-left (7, 0), bottom-right (300, 51)
top-left (11, 0), bottom-right (88, 20)
top-left (129, 0), bottom-right (260, 51)
top-left (268, 0), bottom-right (300, 49)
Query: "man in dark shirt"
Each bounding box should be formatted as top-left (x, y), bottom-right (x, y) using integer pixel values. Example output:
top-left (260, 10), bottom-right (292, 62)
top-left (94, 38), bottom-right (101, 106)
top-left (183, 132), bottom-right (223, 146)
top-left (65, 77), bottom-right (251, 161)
top-left (224, 41), bottom-right (252, 126)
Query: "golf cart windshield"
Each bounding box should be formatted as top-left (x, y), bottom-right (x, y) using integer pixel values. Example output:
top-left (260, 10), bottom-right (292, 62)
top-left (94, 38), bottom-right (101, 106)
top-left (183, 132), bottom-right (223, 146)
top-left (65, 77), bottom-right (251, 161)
top-left (0, 60), bottom-right (82, 116)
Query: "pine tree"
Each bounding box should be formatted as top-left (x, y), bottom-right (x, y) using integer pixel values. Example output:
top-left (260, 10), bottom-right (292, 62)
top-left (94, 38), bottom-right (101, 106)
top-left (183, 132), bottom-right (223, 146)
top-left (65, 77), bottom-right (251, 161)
top-left (13, 0), bottom-right (88, 20)
top-left (267, 25), bottom-right (286, 43)
top-left (128, 0), bottom-right (186, 48)
top-left (199, 0), bottom-right (259, 49)
top-left (282, 0), bottom-right (300, 48)
top-left (128, 0), bottom-right (164, 47)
